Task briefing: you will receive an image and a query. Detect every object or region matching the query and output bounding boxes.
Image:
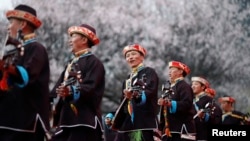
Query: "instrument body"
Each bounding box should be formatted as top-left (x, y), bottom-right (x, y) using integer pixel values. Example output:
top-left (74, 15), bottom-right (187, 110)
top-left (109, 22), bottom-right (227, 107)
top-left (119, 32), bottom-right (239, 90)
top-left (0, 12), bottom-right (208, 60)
top-left (159, 80), bottom-right (173, 138)
top-left (111, 74), bottom-right (147, 130)
top-left (0, 30), bottom-right (24, 91)
top-left (51, 62), bottom-right (82, 128)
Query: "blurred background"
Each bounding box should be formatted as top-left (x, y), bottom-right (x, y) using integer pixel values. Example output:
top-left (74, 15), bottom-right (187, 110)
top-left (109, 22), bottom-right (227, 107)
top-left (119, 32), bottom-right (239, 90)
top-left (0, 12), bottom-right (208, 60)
top-left (0, 0), bottom-right (250, 114)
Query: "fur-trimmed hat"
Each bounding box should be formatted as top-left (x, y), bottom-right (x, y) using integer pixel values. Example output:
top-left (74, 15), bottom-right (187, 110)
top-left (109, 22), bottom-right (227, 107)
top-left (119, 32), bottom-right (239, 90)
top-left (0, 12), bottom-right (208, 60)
top-left (205, 88), bottom-right (216, 97)
top-left (123, 44), bottom-right (147, 57)
top-left (169, 61), bottom-right (191, 76)
top-left (6, 4), bottom-right (42, 29)
top-left (191, 76), bottom-right (210, 88)
top-left (68, 24), bottom-right (100, 46)
top-left (218, 95), bottom-right (235, 103)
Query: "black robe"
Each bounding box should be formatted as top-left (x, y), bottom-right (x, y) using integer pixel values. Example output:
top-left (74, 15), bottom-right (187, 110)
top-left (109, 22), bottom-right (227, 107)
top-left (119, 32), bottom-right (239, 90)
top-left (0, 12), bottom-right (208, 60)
top-left (116, 67), bottom-right (159, 131)
top-left (222, 110), bottom-right (246, 125)
top-left (50, 53), bottom-right (105, 140)
top-left (193, 93), bottom-right (222, 140)
top-left (0, 41), bottom-right (51, 138)
top-left (159, 79), bottom-right (196, 140)
top-left (112, 67), bottom-right (159, 141)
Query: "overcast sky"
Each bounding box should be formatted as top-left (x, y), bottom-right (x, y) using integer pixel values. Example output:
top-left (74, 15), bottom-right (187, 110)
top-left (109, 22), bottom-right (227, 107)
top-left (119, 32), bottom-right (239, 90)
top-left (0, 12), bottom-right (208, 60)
top-left (0, 0), bottom-right (13, 11)
top-left (0, 0), bottom-right (13, 19)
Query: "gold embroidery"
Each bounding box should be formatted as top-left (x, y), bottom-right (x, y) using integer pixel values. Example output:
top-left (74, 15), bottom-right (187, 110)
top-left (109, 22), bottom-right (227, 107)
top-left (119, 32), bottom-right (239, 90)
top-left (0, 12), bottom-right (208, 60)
top-left (23, 33), bottom-right (36, 41)
top-left (64, 49), bottom-right (90, 80)
top-left (171, 77), bottom-right (184, 87)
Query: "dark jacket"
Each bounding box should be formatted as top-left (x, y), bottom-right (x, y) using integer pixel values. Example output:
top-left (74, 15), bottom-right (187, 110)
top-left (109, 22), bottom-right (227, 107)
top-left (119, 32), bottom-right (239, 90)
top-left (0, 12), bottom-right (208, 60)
top-left (159, 79), bottom-right (196, 135)
top-left (51, 53), bottom-right (105, 130)
top-left (208, 100), bottom-right (222, 125)
top-left (222, 111), bottom-right (246, 125)
top-left (113, 67), bottom-right (159, 132)
top-left (0, 41), bottom-right (50, 133)
top-left (193, 93), bottom-right (222, 140)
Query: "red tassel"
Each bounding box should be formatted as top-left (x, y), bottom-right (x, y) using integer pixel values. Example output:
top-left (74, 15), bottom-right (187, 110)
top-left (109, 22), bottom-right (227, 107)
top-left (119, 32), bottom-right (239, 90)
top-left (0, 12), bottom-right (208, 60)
top-left (165, 127), bottom-right (171, 137)
top-left (0, 72), bottom-right (9, 91)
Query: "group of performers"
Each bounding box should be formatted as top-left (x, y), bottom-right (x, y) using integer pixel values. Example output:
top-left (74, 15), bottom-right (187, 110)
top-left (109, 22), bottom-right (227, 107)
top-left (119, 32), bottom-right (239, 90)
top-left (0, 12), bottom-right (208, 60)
top-left (103, 45), bottom-right (250, 141)
top-left (0, 4), bottom-right (249, 141)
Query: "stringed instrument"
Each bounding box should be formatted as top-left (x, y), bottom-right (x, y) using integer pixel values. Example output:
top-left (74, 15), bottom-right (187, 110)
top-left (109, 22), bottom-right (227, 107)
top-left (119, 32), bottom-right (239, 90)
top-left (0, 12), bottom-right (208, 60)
top-left (159, 80), bottom-right (174, 138)
top-left (111, 74), bottom-right (147, 130)
top-left (0, 30), bottom-right (24, 91)
top-left (51, 62), bottom-right (82, 127)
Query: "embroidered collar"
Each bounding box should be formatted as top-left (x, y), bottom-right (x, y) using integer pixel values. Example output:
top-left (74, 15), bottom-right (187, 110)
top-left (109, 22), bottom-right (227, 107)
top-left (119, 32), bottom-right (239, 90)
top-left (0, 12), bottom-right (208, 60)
top-left (23, 33), bottom-right (37, 45)
top-left (74, 48), bottom-right (91, 57)
top-left (70, 48), bottom-right (92, 63)
top-left (171, 77), bottom-right (184, 87)
top-left (23, 33), bottom-right (36, 41)
top-left (126, 63), bottom-right (145, 89)
top-left (194, 92), bottom-right (207, 102)
top-left (64, 49), bottom-right (91, 80)
top-left (131, 63), bottom-right (145, 74)
top-left (222, 111), bottom-right (232, 121)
